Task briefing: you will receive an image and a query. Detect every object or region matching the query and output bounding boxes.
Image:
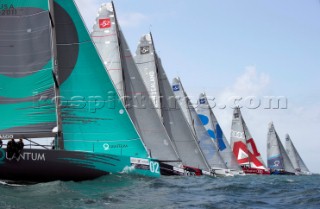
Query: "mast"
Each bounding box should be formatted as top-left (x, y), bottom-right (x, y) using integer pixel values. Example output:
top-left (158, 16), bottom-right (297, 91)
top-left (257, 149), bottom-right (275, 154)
top-left (49, 0), bottom-right (64, 149)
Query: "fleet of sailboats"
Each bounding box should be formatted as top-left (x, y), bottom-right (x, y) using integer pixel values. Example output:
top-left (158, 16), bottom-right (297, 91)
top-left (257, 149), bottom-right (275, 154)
top-left (0, 0), bottom-right (312, 182)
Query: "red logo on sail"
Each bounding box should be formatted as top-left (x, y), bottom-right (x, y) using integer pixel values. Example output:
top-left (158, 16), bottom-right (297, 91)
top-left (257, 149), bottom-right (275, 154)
top-left (99, 18), bottom-right (111, 28)
top-left (233, 141), bottom-right (263, 167)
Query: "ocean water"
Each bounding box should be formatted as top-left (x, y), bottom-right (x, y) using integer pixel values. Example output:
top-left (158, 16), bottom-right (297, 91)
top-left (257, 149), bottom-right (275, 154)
top-left (0, 175), bottom-right (319, 209)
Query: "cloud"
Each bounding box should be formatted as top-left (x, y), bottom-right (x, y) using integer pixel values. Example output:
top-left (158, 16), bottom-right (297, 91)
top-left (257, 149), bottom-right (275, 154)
top-left (218, 66), bottom-right (270, 103)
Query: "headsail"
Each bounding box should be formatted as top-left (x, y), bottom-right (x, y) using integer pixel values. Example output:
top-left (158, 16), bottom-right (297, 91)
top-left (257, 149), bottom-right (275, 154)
top-left (285, 134), bottom-right (309, 172)
top-left (197, 93), bottom-right (241, 171)
top-left (135, 34), bottom-right (210, 170)
top-left (54, 0), bottom-right (148, 158)
top-left (230, 108), bottom-right (265, 168)
top-left (267, 122), bottom-right (295, 173)
top-left (172, 79), bottom-right (227, 169)
top-left (91, 3), bottom-right (180, 163)
top-left (0, 0), bottom-right (57, 139)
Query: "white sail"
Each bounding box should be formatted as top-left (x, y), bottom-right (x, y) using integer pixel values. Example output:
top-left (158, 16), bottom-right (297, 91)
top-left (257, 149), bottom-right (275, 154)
top-left (91, 3), bottom-right (125, 102)
top-left (267, 123), bottom-right (295, 173)
top-left (196, 93), bottom-right (241, 171)
top-left (285, 134), bottom-right (310, 173)
top-left (92, 3), bottom-right (181, 164)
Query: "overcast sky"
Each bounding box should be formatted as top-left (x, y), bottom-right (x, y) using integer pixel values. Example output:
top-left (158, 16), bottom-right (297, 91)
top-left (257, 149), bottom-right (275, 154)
top-left (75, 0), bottom-right (320, 173)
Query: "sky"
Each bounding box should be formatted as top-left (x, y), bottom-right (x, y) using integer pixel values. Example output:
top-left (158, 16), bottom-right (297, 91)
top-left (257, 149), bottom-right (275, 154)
top-left (75, 0), bottom-right (320, 173)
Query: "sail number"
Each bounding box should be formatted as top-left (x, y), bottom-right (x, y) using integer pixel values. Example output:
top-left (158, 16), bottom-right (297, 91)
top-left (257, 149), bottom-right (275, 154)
top-left (0, 4), bottom-right (17, 16)
top-left (149, 161), bottom-right (160, 174)
top-left (231, 130), bottom-right (245, 139)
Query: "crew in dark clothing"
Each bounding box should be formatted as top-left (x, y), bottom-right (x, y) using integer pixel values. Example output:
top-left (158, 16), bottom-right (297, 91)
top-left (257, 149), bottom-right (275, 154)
top-left (0, 138), bottom-right (2, 148)
top-left (15, 138), bottom-right (24, 160)
top-left (7, 138), bottom-right (17, 160)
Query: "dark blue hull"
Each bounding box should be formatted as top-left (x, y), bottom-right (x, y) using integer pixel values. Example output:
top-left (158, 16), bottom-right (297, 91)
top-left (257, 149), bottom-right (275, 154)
top-left (271, 170), bottom-right (296, 175)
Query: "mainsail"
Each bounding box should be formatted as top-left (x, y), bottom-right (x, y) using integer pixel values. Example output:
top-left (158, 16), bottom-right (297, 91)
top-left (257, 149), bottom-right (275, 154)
top-left (90, 2), bottom-right (124, 102)
top-left (285, 134), bottom-right (309, 173)
top-left (55, 0), bottom-right (148, 158)
top-left (134, 34), bottom-right (162, 119)
top-left (0, 0), bottom-right (57, 139)
top-left (172, 78), bottom-right (227, 169)
top-left (91, 3), bottom-right (181, 163)
top-left (197, 93), bottom-right (241, 171)
top-left (267, 122), bottom-right (295, 173)
top-left (230, 107), bottom-right (266, 169)
top-left (135, 34), bottom-right (210, 171)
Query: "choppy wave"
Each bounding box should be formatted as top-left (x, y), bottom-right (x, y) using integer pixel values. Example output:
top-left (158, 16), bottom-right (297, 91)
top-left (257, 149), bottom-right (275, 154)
top-left (0, 175), bottom-right (319, 209)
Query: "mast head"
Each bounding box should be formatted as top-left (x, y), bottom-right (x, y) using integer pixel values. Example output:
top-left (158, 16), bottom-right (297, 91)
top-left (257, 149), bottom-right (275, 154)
top-left (285, 133), bottom-right (290, 141)
top-left (268, 122), bottom-right (274, 130)
top-left (198, 93), bottom-right (207, 105)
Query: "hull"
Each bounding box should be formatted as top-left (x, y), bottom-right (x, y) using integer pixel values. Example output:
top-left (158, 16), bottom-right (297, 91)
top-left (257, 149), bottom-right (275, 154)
top-left (230, 169), bottom-right (246, 176)
top-left (159, 163), bottom-right (185, 176)
top-left (183, 165), bottom-right (203, 176)
top-left (212, 168), bottom-right (234, 177)
top-left (241, 166), bottom-right (271, 175)
top-left (0, 148), bottom-right (160, 183)
top-left (270, 170), bottom-right (296, 175)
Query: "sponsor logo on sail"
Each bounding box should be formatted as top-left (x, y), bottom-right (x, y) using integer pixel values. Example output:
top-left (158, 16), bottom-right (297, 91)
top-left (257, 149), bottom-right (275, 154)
top-left (199, 98), bottom-right (206, 104)
top-left (99, 18), bottom-right (111, 28)
top-left (172, 84), bottom-right (180, 92)
top-left (140, 46), bottom-right (150, 54)
top-left (103, 143), bottom-right (128, 150)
